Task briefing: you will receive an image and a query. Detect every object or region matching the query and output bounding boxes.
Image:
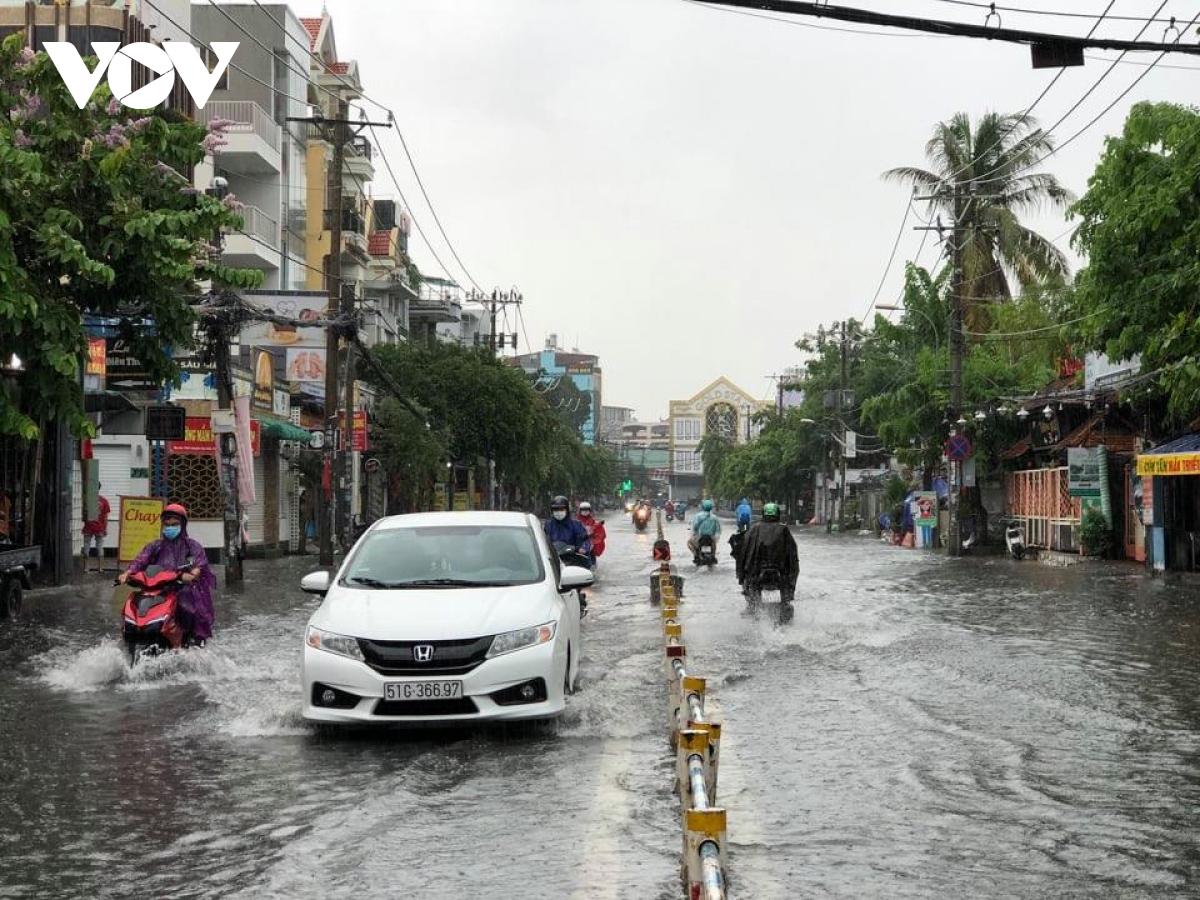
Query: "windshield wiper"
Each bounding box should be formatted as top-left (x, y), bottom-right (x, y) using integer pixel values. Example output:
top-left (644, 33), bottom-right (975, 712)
top-left (344, 576), bottom-right (396, 589)
top-left (394, 578), bottom-right (499, 588)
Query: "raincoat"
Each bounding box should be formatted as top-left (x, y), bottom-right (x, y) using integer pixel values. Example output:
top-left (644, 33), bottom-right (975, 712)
top-left (579, 514), bottom-right (607, 558)
top-left (735, 499), bottom-right (752, 528)
top-left (740, 521), bottom-right (799, 592)
top-left (545, 515), bottom-right (591, 553)
top-left (127, 528), bottom-right (216, 641)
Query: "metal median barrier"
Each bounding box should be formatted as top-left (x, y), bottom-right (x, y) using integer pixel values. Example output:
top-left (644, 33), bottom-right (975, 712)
top-left (652, 511), bottom-right (728, 899)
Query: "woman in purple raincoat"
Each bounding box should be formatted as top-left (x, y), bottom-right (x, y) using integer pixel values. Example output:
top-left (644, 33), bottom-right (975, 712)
top-left (119, 503), bottom-right (216, 645)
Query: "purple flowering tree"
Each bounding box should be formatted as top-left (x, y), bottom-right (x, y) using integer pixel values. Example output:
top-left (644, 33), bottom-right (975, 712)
top-left (0, 35), bottom-right (262, 439)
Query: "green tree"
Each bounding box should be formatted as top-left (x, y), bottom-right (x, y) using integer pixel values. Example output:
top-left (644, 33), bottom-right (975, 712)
top-left (0, 36), bottom-right (261, 438)
top-left (1068, 101), bottom-right (1200, 418)
top-left (885, 111), bottom-right (1073, 330)
top-left (529, 370), bottom-right (591, 437)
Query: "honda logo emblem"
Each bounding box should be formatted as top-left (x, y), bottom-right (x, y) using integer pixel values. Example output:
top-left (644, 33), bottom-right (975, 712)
top-left (413, 644), bottom-right (434, 662)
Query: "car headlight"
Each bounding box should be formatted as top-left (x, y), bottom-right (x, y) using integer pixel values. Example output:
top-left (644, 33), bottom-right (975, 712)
top-left (305, 625), bottom-right (365, 661)
top-left (487, 622), bottom-right (556, 658)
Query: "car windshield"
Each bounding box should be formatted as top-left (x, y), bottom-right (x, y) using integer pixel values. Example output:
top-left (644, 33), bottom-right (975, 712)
top-left (340, 524), bottom-right (544, 588)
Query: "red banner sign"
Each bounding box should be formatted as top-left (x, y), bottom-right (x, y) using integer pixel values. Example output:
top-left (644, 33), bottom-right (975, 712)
top-left (168, 416), bottom-right (260, 456)
top-left (86, 338), bottom-right (106, 376)
top-left (338, 409), bottom-right (368, 451)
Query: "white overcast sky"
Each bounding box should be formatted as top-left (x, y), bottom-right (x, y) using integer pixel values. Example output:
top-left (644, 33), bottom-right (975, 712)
top-left (279, 0), bottom-right (1200, 421)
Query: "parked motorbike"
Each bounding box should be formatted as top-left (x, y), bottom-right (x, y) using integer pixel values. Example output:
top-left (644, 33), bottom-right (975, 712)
top-left (632, 505), bottom-right (651, 532)
top-left (694, 534), bottom-right (717, 568)
top-left (118, 567), bottom-right (191, 666)
top-left (1002, 518), bottom-right (1026, 560)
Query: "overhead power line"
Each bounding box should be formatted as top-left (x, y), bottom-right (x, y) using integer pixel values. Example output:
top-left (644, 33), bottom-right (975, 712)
top-left (692, 1), bottom-right (1200, 55)
top-left (927, 0), bottom-right (1181, 27)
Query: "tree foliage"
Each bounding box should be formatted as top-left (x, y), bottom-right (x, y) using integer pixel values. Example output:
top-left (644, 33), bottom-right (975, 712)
top-left (0, 36), bottom-right (261, 438)
top-left (366, 341), bottom-right (618, 509)
top-left (885, 111), bottom-right (1073, 331)
top-left (1068, 101), bottom-right (1200, 418)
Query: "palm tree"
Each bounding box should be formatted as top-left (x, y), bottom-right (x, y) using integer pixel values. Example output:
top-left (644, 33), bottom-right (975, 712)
top-left (885, 111), bottom-right (1073, 331)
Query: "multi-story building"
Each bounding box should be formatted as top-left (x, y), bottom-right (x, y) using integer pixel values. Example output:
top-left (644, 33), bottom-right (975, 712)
top-left (363, 199), bottom-right (414, 347)
top-left (510, 335), bottom-right (602, 445)
top-left (411, 277), bottom-right (465, 343)
top-left (668, 377), bottom-right (766, 501)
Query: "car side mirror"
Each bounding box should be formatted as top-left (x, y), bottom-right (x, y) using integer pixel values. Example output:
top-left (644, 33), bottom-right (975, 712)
top-left (300, 570), bottom-right (332, 595)
top-left (559, 565), bottom-right (594, 592)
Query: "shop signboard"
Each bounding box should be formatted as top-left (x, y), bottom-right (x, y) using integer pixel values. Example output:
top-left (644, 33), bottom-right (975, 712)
top-left (118, 497), bottom-right (163, 564)
top-left (1136, 452), bottom-right (1200, 476)
top-left (86, 338), bottom-right (107, 376)
top-left (286, 348), bottom-right (326, 383)
top-left (251, 350), bottom-right (275, 411)
top-left (914, 491), bottom-right (938, 528)
top-left (167, 416), bottom-right (260, 456)
top-left (240, 294), bottom-right (326, 348)
top-left (1068, 446), bottom-right (1105, 497)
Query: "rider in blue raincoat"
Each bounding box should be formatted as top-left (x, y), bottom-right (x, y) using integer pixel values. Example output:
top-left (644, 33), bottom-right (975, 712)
top-left (544, 495), bottom-right (592, 560)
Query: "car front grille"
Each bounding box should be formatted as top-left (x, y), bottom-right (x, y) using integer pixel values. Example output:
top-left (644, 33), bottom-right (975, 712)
top-left (357, 636), bottom-right (493, 676)
top-left (373, 697), bottom-right (479, 717)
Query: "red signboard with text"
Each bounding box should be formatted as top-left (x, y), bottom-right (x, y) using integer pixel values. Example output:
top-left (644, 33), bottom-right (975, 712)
top-left (167, 416), bottom-right (260, 456)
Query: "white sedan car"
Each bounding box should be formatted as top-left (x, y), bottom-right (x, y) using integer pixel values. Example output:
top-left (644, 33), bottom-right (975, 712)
top-left (300, 511), bottom-right (592, 726)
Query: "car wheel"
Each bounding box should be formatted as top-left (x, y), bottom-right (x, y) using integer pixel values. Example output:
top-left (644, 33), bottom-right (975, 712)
top-left (0, 578), bottom-right (20, 619)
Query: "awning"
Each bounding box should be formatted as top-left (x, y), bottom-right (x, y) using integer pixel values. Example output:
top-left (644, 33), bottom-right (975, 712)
top-left (255, 419), bottom-right (314, 444)
top-left (84, 391), bottom-right (138, 414)
top-left (1136, 433), bottom-right (1200, 476)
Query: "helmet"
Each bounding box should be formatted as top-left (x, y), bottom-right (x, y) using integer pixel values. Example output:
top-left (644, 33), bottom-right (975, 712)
top-left (161, 503), bottom-right (188, 523)
top-left (550, 495), bottom-right (569, 511)
top-left (763, 502), bottom-right (780, 520)
top-left (701, 499), bottom-right (714, 512)
top-left (578, 501), bottom-right (592, 515)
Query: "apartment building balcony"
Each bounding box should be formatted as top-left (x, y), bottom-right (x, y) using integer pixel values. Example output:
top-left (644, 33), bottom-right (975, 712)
top-left (324, 208), bottom-right (369, 261)
top-left (201, 100), bottom-right (281, 174)
top-left (345, 136), bottom-right (374, 183)
top-left (409, 292), bottom-right (462, 325)
top-left (224, 205), bottom-right (281, 270)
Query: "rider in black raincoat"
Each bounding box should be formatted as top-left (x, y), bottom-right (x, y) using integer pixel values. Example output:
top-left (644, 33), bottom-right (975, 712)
top-left (740, 502), bottom-right (798, 603)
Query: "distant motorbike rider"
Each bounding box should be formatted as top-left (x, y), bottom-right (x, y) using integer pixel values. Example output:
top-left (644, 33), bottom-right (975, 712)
top-left (577, 501), bottom-right (607, 563)
top-left (687, 499), bottom-right (722, 562)
top-left (735, 497), bottom-right (753, 530)
top-left (741, 502), bottom-right (798, 603)
top-left (119, 503), bottom-right (216, 645)
top-left (545, 495), bottom-right (592, 562)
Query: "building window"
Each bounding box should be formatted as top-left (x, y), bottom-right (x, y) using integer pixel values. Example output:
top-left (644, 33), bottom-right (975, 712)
top-left (674, 450), bottom-right (701, 473)
top-left (705, 403), bottom-right (737, 441)
top-left (675, 417), bottom-right (701, 441)
top-left (202, 46), bottom-right (232, 93)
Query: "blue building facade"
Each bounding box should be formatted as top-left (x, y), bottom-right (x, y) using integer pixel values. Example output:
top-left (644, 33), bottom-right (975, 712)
top-left (510, 340), bottom-right (602, 446)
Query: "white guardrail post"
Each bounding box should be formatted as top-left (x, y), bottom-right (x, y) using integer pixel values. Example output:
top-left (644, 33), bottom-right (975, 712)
top-left (653, 539), bottom-right (728, 899)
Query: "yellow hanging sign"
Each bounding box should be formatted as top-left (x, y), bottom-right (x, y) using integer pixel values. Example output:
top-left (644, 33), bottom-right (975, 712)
top-left (117, 497), bottom-right (164, 564)
top-left (1136, 453), bottom-right (1200, 476)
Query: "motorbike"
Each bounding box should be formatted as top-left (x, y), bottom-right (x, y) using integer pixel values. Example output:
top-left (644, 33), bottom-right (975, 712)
top-left (745, 565), bottom-right (792, 607)
top-left (553, 541), bottom-right (592, 617)
top-left (632, 506), bottom-right (651, 532)
top-left (1002, 517), bottom-right (1026, 560)
top-left (695, 534), bottom-right (717, 568)
top-left (118, 567), bottom-right (191, 666)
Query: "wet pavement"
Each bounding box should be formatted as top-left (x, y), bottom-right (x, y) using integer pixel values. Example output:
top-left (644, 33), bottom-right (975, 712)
top-left (2, 516), bottom-right (1200, 899)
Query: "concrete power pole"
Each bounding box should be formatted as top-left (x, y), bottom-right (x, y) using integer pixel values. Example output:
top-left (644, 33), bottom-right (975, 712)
top-left (837, 321), bottom-right (849, 536)
top-left (288, 103), bottom-right (389, 567)
top-left (947, 185), bottom-right (967, 558)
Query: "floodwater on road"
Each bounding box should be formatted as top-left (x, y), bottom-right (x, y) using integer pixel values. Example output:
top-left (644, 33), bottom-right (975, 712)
top-left (2, 514), bottom-right (1199, 899)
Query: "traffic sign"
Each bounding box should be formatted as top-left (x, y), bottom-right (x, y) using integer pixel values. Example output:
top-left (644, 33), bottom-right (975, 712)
top-left (944, 434), bottom-right (973, 461)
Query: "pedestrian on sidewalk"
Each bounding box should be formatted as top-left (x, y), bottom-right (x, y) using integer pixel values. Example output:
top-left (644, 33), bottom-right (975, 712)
top-left (82, 485), bottom-right (111, 574)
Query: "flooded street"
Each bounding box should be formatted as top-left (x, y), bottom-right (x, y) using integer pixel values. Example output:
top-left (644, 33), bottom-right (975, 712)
top-left (3, 517), bottom-right (1200, 898)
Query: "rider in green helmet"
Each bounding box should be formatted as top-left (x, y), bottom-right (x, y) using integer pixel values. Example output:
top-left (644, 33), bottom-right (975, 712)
top-left (740, 501), bottom-right (798, 603)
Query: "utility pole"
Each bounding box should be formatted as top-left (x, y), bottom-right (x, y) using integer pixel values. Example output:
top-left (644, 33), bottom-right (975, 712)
top-left (837, 321), bottom-right (849, 535)
top-left (480, 287), bottom-right (522, 510)
top-left (288, 103), bottom-right (390, 567)
top-left (204, 175), bottom-right (243, 585)
top-left (948, 185), bottom-right (967, 558)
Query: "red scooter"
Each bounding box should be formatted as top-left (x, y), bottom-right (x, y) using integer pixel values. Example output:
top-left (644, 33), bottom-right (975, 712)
top-left (118, 568), bottom-right (189, 666)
